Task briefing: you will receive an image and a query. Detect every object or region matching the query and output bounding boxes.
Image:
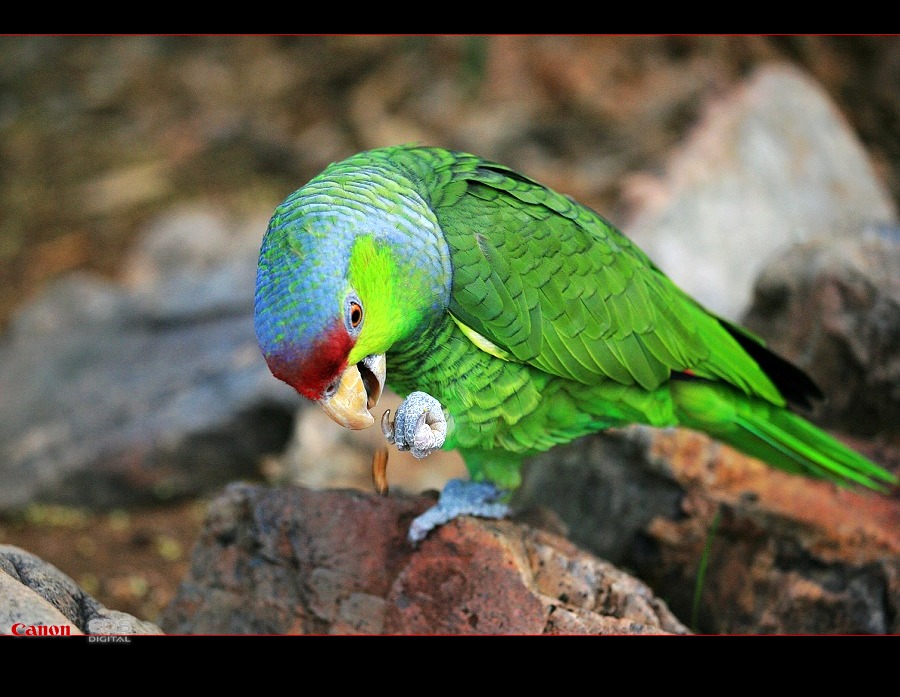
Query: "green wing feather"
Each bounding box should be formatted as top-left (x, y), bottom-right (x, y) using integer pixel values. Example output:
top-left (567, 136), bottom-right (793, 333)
top-left (429, 153), bottom-right (785, 407)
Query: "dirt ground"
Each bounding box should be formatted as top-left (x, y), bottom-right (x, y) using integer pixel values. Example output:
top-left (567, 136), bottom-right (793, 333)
top-left (0, 36), bottom-right (896, 627)
top-left (0, 499), bottom-right (208, 622)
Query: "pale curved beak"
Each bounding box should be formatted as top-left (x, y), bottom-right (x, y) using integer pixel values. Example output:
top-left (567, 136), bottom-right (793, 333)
top-left (319, 354), bottom-right (386, 430)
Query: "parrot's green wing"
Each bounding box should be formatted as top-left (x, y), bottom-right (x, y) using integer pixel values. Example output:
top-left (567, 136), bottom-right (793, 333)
top-left (427, 153), bottom-right (786, 407)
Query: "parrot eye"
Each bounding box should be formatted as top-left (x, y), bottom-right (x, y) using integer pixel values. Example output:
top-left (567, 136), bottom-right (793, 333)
top-left (344, 292), bottom-right (364, 335)
top-left (349, 302), bottom-right (363, 328)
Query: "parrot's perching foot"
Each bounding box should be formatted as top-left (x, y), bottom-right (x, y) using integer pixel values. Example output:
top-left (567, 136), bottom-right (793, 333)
top-left (407, 478), bottom-right (510, 545)
top-left (381, 391), bottom-right (446, 459)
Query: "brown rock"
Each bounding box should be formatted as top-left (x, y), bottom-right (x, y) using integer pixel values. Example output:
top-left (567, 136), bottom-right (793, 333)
top-left (518, 426), bottom-right (899, 634)
top-left (159, 482), bottom-right (687, 635)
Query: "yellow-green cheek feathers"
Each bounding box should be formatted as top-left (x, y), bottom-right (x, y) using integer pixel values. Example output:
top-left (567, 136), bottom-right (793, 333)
top-left (346, 235), bottom-right (427, 364)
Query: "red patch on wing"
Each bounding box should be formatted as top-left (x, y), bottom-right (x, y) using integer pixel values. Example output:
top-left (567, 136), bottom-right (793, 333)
top-left (264, 321), bottom-right (354, 401)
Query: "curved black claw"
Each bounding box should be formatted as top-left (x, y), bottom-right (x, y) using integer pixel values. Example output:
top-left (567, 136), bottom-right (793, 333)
top-left (408, 478), bottom-right (510, 544)
top-left (381, 391), bottom-right (446, 459)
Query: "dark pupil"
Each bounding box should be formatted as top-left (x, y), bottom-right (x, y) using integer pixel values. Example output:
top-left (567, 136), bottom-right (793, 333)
top-left (351, 305), bottom-right (362, 326)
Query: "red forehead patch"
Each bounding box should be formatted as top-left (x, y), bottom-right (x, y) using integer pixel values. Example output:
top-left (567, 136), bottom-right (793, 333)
top-left (264, 321), bottom-right (354, 401)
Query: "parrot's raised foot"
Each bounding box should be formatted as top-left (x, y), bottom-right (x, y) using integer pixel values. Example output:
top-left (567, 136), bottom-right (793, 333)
top-left (382, 391), bottom-right (446, 459)
top-left (408, 478), bottom-right (510, 544)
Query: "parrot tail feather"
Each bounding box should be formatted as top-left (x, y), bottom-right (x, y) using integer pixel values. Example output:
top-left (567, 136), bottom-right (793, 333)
top-left (672, 381), bottom-right (897, 492)
top-left (733, 411), bottom-right (894, 490)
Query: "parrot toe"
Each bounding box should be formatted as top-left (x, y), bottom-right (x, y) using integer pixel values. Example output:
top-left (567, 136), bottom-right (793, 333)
top-left (407, 478), bottom-right (510, 544)
top-left (383, 391), bottom-right (446, 459)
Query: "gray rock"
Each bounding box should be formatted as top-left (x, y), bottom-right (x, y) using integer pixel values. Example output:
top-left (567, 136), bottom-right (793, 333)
top-left (742, 229), bottom-right (900, 438)
top-left (0, 205), bottom-right (301, 513)
top-left (0, 544), bottom-right (161, 634)
top-left (623, 64), bottom-right (896, 321)
top-left (0, 568), bottom-right (82, 635)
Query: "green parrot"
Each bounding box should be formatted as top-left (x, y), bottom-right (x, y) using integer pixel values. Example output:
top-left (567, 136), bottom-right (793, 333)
top-left (254, 145), bottom-right (896, 543)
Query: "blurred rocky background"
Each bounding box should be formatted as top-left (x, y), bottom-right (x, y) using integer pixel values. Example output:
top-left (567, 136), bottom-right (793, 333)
top-left (0, 35), bottom-right (897, 634)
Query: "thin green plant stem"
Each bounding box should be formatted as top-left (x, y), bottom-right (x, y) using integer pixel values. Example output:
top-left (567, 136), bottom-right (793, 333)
top-left (691, 506), bottom-right (722, 633)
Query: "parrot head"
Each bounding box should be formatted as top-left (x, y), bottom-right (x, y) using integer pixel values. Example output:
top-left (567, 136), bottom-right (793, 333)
top-left (254, 203), bottom-right (389, 430)
top-left (253, 157), bottom-right (452, 430)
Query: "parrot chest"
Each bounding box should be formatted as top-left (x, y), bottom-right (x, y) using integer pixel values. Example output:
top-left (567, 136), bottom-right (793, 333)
top-left (386, 315), bottom-right (659, 455)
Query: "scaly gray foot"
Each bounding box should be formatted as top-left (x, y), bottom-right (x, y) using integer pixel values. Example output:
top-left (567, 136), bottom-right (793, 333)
top-left (381, 391), bottom-right (446, 459)
top-left (408, 478), bottom-right (510, 544)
